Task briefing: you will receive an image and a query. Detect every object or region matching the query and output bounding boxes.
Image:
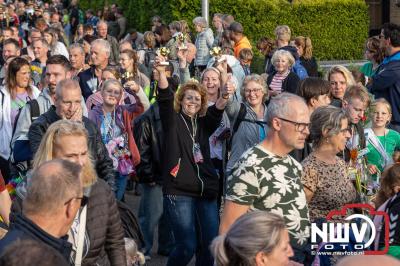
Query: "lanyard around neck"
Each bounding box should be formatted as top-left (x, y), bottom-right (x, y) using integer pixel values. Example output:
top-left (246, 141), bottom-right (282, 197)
top-left (180, 113), bottom-right (197, 143)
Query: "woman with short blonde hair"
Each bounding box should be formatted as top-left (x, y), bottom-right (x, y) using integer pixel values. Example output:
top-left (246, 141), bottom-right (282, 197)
top-left (267, 50), bottom-right (300, 95)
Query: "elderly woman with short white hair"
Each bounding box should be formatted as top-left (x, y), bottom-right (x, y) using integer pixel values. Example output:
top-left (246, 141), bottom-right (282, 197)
top-left (193, 16), bottom-right (214, 75)
top-left (267, 49), bottom-right (300, 96)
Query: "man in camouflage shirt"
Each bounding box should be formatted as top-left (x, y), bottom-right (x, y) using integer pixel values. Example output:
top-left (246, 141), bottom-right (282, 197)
top-left (220, 93), bottom-right (311, 264)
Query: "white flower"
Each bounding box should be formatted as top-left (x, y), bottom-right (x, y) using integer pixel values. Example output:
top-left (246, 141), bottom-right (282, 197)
top-left (294, 192), bottom-right (307, 210)
top-left (286, 205), bottom-right (302, 231)
top-left (240, 171), bottom-right (259, 188)
top-left (232, 160), bottom-right (247, 176)
top-left (258, 168), bottom-right (273, 181)
top-left (244, 153), bottom-right (263, 167)
top-left (259, 185), bottom-right (269, 197)
top-left (232, 183), bottom-right (248, 196)
top-left (263, 193), bottom-right (281, 208)
top-left (270, 207), bottom-right (284, 217)
top-left (270, 165), bottom-right (289, 182)
top-left (291, 229), bottom-right (310, 246)
top-left (272, 178), bottom-right (292, 196)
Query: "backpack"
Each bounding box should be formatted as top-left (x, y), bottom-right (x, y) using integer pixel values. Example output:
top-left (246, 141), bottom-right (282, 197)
top-left (11, 99), bottom-right (40, 163)
top-left (143, 48), bottom-right (157, 69)
top-left (292, 59), bottom-right (309, 80)
top-left (139, 48), bottom-right (157, 78)
top-left (226, 103), bottom-right (267, 153)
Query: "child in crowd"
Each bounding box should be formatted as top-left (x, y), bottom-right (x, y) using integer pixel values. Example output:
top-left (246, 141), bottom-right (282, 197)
top-left (125, 238), bottom-right (146, 265)
top-left (374, 164), bottom-right (400, 259)
top-left (238, 48), bottom-right (253, 76)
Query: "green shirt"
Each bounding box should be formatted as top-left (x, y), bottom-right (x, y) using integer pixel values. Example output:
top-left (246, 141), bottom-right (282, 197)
top-left (226, 145), bottom-right (310, 251)
top-left (360, 62), bottom-right (375, 78)
top-left (366, 129), bottom-right (400, 173)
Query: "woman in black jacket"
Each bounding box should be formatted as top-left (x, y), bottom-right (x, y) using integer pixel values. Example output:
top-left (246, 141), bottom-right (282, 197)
top-left (155, 56), bottom-right (234, 266)
top-left (294, 36), bottom-right (319, 77)
top-left (267, 49), bottom-right (300, 97)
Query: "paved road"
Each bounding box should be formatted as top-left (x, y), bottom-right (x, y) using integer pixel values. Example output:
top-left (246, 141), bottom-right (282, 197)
top-left (125, 188), bottom-right (195, 266)
top-left (125, 190), bottom-right (168, 266)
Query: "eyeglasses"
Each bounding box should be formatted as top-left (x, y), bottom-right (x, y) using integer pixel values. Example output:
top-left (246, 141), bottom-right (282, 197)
top-left (277, 117), bottom-right (310, 132)
top-left (244, 88), bottom-right (262, 94)
top-left (64, 195), bottom-right (88, 207)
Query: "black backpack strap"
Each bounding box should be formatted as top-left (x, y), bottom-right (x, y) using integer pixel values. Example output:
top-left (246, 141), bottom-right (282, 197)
top-left (232, 103), bottom-right (247, 134)
top-left (29, 99), bottom-right (40, 122)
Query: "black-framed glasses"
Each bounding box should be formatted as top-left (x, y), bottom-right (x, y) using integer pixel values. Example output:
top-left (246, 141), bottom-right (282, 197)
top-left (277, 117), bottom-right (310, 132)
top-left (64, 195), bottom-right (88, 208)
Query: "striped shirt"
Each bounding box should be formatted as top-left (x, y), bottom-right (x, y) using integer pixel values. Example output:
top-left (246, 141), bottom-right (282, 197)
top-left (269, 71), bottom-right (290, 93)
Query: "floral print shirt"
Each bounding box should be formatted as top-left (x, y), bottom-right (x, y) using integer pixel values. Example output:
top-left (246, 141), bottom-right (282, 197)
top-left (226, 145), bottom-right (310, 251)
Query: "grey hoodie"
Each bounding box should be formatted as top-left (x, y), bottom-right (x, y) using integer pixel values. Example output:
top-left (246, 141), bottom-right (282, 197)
top-left (225, 99), bottom-right (268, 175)
top-left (11, 88), bottom-right (88, 161)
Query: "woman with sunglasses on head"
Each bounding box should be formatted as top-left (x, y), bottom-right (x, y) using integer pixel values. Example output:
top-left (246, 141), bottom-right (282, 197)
top-left (361, 36), bottom-right (385, 79)
top-left (29, 120), bottom-right (126, 266)
top-left (88, 79), bottom-right (144, 200)
top-left (301, 106), bottom-right (356, 223)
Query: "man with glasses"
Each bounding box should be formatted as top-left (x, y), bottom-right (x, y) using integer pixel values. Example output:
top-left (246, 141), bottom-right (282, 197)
top-left (220, 92), bottom-right (312, 264)
top-left (369, 23), bottom-right (400, 133)
top-left (0, 159), bottom-right (83, 263)
top-left (342, 85), bottom-right (370, 161)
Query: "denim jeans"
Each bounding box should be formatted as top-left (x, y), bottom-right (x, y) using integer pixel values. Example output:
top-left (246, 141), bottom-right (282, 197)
top-left (115, 173), bottom-right (128, 201)
top-left (138, 183), bottom-right (174, 255)
top-left (165, 195), bottom-right (218, 266)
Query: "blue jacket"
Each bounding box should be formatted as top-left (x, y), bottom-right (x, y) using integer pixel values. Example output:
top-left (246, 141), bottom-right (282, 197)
top-left (370, 51), bottom-right (400, 124)
top-left (0, 213), bottom-right (72, 262)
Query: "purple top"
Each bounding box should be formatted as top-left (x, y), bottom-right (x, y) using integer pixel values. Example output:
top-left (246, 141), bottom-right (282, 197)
top-left (10, 91), bottom-right (30, 128)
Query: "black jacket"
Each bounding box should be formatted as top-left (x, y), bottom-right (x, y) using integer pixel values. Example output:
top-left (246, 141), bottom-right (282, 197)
top-left (267, 70), bottom-right (300, 94)
top-left (82, 179), bottom-right (126, 266)
top-left (157, 87), bottom-right (223, 199)
top-left (78, 66), bottom-right (99, 100)
top-left (0, 213), bottom-right (72, 262)
top-left (134, 103), bottom-right (164, 184)
top-left (28, 106), bottom-right (116, 190)
top-left (300, 57), bottom-right (319, 77)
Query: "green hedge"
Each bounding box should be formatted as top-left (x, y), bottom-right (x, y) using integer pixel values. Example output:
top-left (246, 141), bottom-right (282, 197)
top-left (78, 0), bottom-right (369, 60)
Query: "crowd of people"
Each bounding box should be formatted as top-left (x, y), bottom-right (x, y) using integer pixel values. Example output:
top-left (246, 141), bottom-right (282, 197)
top-left (0, 0), bottom-right (399, 265)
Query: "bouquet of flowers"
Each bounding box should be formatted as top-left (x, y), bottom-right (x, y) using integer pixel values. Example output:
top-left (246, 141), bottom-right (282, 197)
top-left (349, 148), bottom-right (379, 207)
top-left (105, 135), bottom-right (135, 175)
